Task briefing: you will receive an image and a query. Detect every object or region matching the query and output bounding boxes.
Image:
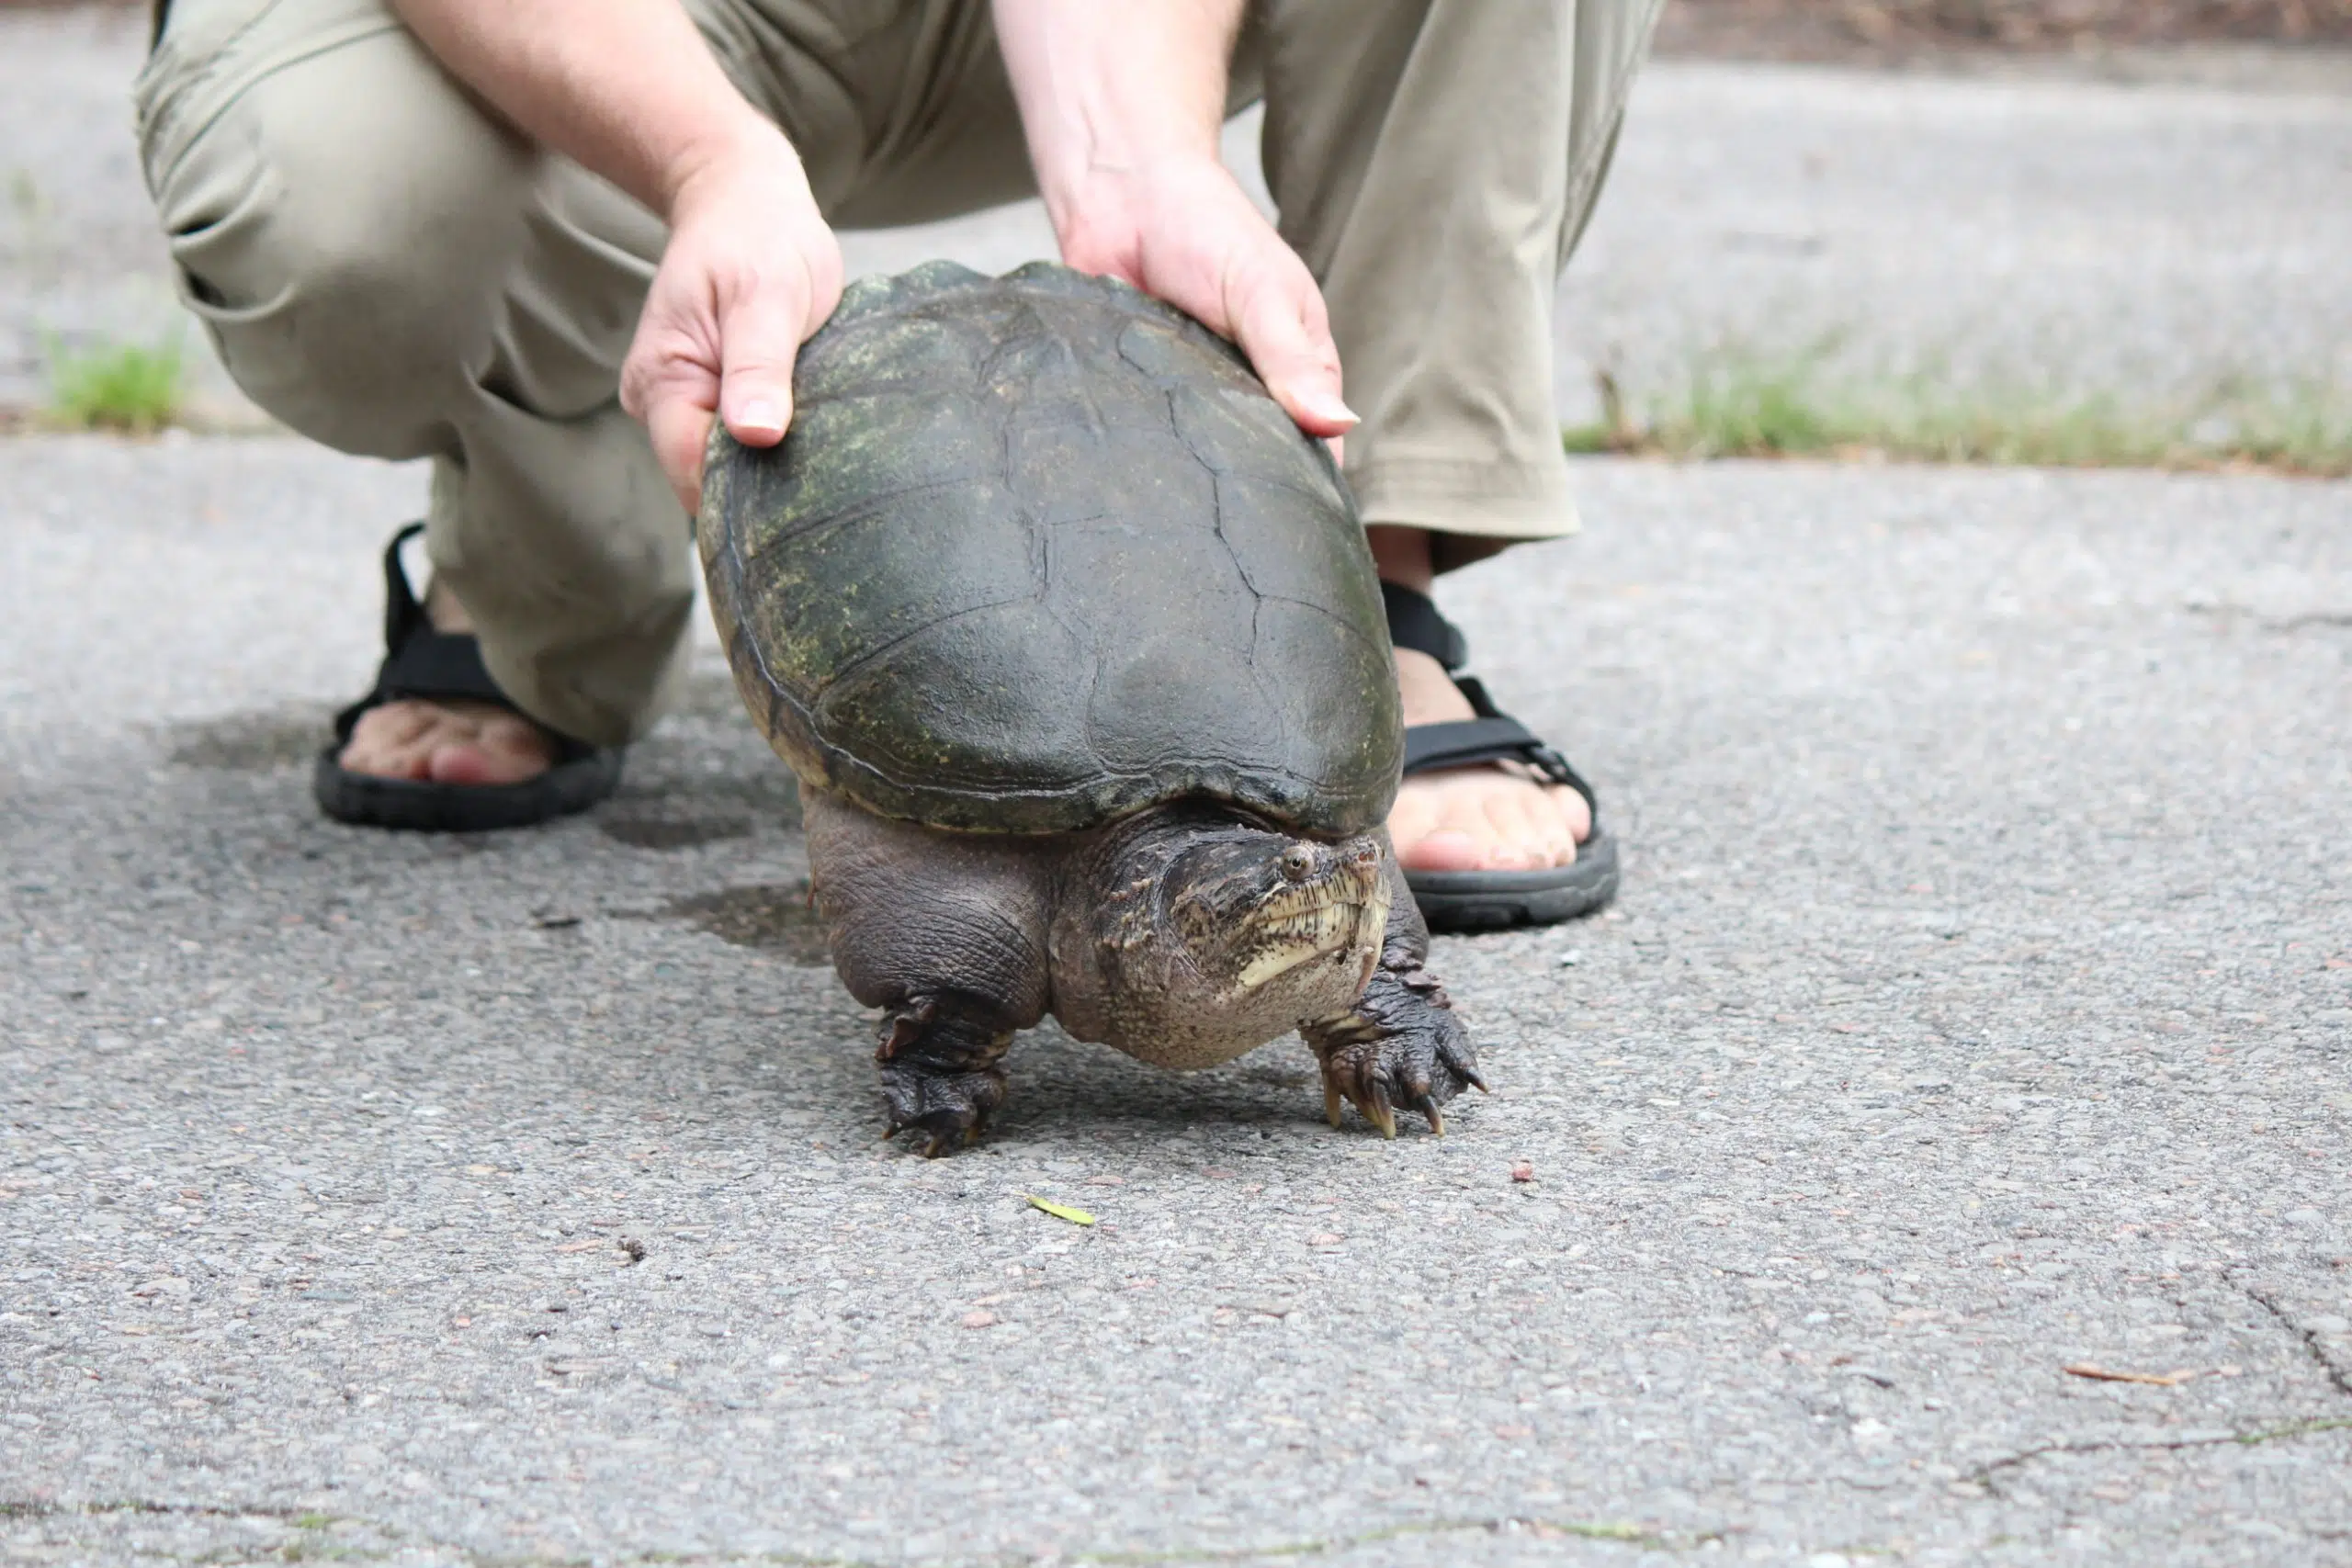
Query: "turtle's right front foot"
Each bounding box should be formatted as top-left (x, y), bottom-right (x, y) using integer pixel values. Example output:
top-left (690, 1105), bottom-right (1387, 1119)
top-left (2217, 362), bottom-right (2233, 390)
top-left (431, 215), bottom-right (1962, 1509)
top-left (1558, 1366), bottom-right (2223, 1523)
top-left (1304, 960), bottom-right (1483, 1137)
top-left (1301, 868), bottom-right (1484, 1138)
top-left (875, 994), bottom-right (1014, 1157)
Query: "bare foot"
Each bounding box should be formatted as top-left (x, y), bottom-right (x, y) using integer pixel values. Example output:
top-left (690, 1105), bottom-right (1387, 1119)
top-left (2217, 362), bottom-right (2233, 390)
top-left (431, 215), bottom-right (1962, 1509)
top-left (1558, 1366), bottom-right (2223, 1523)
top-left (1386, 646), bottom-right (1591, 874)
top-left (336, 583), bottom-right (556, 785)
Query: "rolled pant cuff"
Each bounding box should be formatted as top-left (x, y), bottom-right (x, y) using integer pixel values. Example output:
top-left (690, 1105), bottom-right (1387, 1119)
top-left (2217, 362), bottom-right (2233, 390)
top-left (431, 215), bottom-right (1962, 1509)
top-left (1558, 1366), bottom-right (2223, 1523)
top-left (1347, 454), bottom-right (1583, 545)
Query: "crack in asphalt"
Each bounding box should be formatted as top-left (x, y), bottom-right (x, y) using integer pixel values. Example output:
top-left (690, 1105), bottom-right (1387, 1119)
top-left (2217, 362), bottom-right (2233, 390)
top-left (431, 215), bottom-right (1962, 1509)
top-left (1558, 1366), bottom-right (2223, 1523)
top-left (1967, 1416), bottom-right (2352, 1495)
top-left (2234, 1276), bottom-right (2352, 1400)
top-left (0, 1500), bottom-right (1714, 1565)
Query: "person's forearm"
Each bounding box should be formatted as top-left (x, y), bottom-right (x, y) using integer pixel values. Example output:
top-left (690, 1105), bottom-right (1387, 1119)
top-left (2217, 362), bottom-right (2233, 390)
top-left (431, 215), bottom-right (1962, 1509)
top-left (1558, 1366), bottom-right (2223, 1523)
top-left (992, 0), bottom-right (1243, 230)
top-left (389, 0), bottom-right (796, 217)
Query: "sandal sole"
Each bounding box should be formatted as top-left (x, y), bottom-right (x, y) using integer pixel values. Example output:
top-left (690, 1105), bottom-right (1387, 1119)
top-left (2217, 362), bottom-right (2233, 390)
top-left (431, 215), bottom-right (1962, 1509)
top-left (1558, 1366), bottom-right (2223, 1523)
top-left (312, 748), bottom-right (624, 833)
top-left (1406, 829), bottom-right (1620, 933)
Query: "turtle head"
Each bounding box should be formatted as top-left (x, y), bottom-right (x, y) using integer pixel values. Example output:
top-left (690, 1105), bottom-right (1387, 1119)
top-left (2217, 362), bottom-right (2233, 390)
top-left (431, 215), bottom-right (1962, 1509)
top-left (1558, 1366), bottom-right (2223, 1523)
top-left (1163, 825), bottom-right (1388, 998)
top-left (1054, 808), bottom-right (1390, 1067)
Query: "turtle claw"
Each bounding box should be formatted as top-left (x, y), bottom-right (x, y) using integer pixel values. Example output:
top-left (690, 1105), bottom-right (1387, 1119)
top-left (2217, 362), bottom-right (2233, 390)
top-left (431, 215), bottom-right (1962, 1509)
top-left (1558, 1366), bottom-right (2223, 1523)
top-left (878, 1062), bottom-right (1003, 1156)
top-left (1302, 910), bottom-right (1481, 1140)
top-left (1312, 1032), bottom-right (1464, 1141)
top-left (915, 1125), bottom-right (972, 1160)
top-left (874, 995), bottom-right (1012, 1158)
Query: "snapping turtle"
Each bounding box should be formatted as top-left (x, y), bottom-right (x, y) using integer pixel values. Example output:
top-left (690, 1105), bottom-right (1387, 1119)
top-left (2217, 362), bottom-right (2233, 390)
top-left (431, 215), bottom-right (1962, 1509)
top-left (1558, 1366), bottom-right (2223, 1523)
top-left (698, 262), bottom-right (1481, 1154)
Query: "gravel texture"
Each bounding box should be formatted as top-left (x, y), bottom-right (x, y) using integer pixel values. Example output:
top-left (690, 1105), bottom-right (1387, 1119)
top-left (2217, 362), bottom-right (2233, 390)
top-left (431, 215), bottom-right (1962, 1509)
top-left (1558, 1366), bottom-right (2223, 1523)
top-left (4, 438), bottom-right (2350, 1566)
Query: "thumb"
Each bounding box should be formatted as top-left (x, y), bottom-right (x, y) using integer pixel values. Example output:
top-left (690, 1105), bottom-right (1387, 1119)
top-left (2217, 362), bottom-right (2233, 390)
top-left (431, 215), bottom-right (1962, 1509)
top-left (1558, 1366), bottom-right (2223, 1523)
top-left (717, 284), bottom-right (802, 450)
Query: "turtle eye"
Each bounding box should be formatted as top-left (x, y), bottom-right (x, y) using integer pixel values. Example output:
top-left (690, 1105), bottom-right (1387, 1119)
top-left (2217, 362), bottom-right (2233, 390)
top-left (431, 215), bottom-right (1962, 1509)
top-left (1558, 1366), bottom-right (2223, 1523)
top-left (1279, 845), bottom-right (1317, 882)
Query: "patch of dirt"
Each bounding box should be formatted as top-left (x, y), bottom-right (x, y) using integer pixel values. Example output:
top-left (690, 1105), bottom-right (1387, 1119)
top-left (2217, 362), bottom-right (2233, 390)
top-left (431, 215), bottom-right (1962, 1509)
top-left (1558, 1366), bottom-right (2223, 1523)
top-left (1657, 0), bottom-right (2352, 62)
top-left (663, 883), bottom-right (833, 966)
top-left (163, 706), bottom-right (333, 771)
top-left (597, 808), bottom-right (755, 852)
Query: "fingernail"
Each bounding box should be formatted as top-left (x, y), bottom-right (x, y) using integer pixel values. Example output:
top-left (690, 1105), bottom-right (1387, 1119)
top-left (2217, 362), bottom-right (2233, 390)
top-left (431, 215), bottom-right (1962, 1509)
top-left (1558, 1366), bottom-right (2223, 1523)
top-left (1305, 392), bottom-right (1361, 428)
top-left (736, 398), bottom-right (785, 438)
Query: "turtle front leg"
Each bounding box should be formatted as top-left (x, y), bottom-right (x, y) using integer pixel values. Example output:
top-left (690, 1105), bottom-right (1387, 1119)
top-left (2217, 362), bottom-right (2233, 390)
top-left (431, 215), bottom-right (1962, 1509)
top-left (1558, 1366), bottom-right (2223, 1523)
top-left (805, 790), bottom-right (1055, 1159)
top-left (876, 993), bottom-right (1019, 1157)
top-left (1302, 853), bottom-right (1484, 1137)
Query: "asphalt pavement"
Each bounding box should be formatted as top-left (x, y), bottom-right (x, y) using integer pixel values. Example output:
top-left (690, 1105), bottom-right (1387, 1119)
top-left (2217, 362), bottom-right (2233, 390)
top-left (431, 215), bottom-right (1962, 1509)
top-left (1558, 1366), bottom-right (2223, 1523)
top-left (5, 10), bottom-right (2352, 1568)
top-left (7, 437), bottom-right (2351, 1566)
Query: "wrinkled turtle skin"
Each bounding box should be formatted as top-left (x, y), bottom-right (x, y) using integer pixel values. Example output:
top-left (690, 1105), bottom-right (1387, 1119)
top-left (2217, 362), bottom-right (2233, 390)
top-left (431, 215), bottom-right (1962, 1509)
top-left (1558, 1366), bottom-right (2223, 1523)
top-left (698, 262), bottom-right (1480, 1155)
top-left (699, 260), bottom-right (1401, 836)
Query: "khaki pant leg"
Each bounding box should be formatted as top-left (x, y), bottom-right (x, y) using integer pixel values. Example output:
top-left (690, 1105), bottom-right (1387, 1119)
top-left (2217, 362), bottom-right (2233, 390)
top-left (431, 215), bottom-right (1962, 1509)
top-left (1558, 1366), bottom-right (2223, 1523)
top-left (1249, 0), bottom-right (1662, 572)
top-left (137, 0), bottom-right (763, 747)
top-left (134, 0), bottom-right (1033, 745)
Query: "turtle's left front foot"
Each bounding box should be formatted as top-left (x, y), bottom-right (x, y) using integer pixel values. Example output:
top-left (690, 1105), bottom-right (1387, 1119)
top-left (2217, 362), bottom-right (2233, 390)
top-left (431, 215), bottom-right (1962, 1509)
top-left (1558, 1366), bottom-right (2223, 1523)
top-left (1303, 943), bottom-right (1483, 1138)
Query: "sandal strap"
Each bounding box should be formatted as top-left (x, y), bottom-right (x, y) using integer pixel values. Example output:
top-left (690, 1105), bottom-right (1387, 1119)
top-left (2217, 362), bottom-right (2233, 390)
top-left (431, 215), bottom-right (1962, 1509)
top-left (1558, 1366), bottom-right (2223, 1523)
top-left (1380, 581), bottom-right (1469, 671)
top-left (1382, 578), bottom-right (1600, 820)
top-left (331, 523), bottom-right (584, 760)
top-left (1402, 717), bottom-right (1597, 815)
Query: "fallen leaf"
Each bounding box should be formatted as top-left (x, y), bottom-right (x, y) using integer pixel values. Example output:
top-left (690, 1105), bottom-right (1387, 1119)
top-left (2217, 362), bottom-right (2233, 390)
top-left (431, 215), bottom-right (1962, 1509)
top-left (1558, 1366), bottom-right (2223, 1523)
top-left (960, 1310), bottom-right (998, 1329)
top-left (1023, 1194), bottom-right (1095, 1226)
top-left (2064, 1363), bottom-right (2197, 1387)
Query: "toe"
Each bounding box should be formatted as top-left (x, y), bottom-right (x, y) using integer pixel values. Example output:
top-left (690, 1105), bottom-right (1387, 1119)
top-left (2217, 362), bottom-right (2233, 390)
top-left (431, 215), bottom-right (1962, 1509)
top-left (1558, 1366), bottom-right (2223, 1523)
top-left (1391, 766), bottom-right (1592, 874)
top-left (424, 742), bottom-right (503, 787)
top-left (1396, 825), bottom-right (1488, 874)
top-left (342, 699), bottom-right (556, 788)
top-left (1551, 781), bottom-right (1594, 847)
top-left (425, 734), bottom-right (547, 787)
top-left (338, 701), bottom-right (435, 780)
top-left (1477, 787), bottom-right (1547, 872)
top-left (1531, 784), bottom-right (1579, 869)
top-left (1468, 777), bottom-right (1558, 871)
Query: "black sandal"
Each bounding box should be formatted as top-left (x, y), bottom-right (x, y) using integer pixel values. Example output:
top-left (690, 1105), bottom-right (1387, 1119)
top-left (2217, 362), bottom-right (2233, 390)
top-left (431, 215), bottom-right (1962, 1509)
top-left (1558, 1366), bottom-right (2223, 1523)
top-left (312, 523), bottom-right (625, 832)
top-left (1384, 581), bottom-right (1620, 932)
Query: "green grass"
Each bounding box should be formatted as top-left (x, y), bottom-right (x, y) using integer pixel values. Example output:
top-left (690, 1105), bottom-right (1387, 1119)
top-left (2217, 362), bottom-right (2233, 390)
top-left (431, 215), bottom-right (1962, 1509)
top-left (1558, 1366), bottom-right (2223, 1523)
top-left (1564, 358), bottom-right (2352, 478)
top-left (42, 333), bottom-right (187, 434)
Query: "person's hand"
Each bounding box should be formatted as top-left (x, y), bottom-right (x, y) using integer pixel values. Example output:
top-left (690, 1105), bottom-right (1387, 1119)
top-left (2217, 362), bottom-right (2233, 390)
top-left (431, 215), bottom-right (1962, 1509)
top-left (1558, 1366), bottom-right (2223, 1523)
top-left (1050, 153), bottom-right (1356, 452)
top-left (619, 135), bottom-right (845, 514)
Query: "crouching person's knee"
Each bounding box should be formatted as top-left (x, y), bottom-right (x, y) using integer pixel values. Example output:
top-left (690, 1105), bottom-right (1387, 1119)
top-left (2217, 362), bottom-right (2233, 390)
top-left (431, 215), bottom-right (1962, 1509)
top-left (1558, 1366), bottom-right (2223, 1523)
top-left (140, 27), bottom-right (533, 457)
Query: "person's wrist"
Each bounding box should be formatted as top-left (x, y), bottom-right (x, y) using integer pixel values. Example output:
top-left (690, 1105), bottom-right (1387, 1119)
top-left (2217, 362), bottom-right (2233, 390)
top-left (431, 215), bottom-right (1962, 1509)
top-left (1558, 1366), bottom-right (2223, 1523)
top-left (658, 112), bottom-right (811, 224)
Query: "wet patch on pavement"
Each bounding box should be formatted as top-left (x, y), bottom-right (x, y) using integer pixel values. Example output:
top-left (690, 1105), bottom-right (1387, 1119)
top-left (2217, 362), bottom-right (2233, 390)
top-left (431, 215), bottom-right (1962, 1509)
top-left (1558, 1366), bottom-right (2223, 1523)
top-left (595, 806), bottom-right (757, 851)
top-left (162, 705), bottom-right (334, 771)
top-left (661, 881), bottom-right (832, 965)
